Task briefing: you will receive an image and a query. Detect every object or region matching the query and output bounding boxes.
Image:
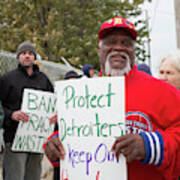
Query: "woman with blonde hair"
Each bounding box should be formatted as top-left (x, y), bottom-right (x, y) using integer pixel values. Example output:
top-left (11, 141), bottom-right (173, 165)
top-left (159, 50), bottom-right (180, 89)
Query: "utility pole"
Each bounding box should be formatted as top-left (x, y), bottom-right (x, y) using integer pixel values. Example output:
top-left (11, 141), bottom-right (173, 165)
top-left (174, 0), bottom-right (180, 48)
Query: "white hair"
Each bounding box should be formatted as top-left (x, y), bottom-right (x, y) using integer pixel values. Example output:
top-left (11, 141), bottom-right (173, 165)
top-left (159, 49), bottom-right (180, 72)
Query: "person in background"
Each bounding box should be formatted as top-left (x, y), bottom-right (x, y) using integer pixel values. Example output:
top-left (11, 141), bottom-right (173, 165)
top-left (159, 50), bottom-right (180, 89)
top-left (82, 64), bottom-right (95, 78)
top-left (0, 41), bottom-right (54, 180)
top-left (137, 63), bottom-right (152, 75)
top-left (44, 17), bottom-right (180, 180)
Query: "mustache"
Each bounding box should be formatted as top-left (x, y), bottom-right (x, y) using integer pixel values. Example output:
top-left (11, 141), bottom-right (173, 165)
top-left (107, 51), bottom-right (130, 61)
top-left (105, 51), bottom-right (131, 76)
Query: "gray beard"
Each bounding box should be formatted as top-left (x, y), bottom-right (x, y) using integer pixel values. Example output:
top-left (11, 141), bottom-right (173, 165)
top-left (105, 52), bottom-right (131, 76)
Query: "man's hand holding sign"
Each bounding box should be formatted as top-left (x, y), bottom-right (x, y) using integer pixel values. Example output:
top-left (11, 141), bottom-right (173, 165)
top-left (112, 134), bottom-right (145, 162)
top-left (12, 110), bottom-right (29, 122)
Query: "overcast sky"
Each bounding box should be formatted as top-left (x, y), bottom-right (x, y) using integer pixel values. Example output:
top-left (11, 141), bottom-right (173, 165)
top-left (141, 0), bottom-right (177, 77)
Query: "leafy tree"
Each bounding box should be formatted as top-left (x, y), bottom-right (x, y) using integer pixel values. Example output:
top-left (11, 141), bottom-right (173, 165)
top-left (0, 0), bottom-right (151, 69)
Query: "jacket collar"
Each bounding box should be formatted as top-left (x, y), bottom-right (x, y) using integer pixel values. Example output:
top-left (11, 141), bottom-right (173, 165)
top-left (18, 64), bottom-right (39, 77)
top-left (126, 65), bottom-right (137, 78)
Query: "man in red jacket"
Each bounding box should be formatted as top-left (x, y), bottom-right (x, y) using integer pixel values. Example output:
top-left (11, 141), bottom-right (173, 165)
top-left (44, 17), bottom-right (180, 180)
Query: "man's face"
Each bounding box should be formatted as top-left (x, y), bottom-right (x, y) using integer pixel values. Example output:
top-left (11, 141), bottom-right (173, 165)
top-left (18, 51), bottom-right (35, 67)
top-left (98, 29), bottom-right (136, 76)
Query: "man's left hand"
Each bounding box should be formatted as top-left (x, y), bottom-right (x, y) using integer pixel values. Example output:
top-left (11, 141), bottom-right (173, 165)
top-left (111, 134), bottom-right (146, 162)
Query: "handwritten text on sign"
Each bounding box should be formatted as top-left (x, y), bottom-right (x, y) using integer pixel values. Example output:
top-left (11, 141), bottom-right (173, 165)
top-left (55, 77), bottom-right (127, 180)
top-left (12, 89), bottom-right (56, 153)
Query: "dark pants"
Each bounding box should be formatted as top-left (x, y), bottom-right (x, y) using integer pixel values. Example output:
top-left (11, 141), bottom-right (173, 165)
top-left (53, 167), bottom-right (60, 180)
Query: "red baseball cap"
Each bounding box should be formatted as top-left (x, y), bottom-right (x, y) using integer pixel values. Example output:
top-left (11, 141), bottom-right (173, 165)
top-left (98, 16), bottom-right (138, 41)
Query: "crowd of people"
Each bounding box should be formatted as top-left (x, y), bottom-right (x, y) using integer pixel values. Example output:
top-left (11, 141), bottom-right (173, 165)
top-left (0, 16), bottom-right (180, 180)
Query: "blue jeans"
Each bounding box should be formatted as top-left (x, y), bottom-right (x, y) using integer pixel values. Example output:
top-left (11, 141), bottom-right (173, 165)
top-left (3, 143), bottom-right (43, 180)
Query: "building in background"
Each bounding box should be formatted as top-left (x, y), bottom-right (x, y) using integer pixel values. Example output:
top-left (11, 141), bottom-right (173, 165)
top-left (142, 0), bottom-right (177, 77)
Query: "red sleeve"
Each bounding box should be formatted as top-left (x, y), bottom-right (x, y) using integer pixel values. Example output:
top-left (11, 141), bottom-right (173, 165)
top-left (157, 85), bottom-right (180, 178)
top-left (140, 81), bottom-right (180, 179)
top-left (157, 127), bottom-right (180, 179)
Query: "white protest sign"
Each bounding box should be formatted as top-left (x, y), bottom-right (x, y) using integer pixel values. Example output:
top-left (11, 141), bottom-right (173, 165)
top-left (55, 77), bottom-right (127, 180)
top-left (12, 89), bottom-right (56, 153)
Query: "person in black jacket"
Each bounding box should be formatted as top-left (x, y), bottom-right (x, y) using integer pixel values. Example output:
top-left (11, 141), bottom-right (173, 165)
top-left (0, 41), bottom-right (54, 180)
